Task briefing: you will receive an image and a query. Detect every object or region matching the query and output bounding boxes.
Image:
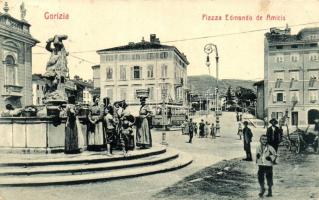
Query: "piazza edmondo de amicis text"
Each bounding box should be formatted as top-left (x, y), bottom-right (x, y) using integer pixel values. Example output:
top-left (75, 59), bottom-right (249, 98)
top-left (202, 14), bottom-right (286, 21)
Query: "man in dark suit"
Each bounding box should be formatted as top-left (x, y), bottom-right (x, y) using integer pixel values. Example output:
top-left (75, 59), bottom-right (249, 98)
top-left (243, 121), bottom-right (253, 161)
top-left (266, 118), bottom-right (282, 153)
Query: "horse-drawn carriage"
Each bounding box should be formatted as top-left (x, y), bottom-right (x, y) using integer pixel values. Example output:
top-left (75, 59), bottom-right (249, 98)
top-left (281, 125), bottom-right (319, 154)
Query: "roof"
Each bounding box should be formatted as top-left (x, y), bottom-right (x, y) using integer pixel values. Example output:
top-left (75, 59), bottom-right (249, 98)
top-left (32, 74), bottom-right (44, 81)
top-left (97, 41), bottom-right (189, 65)
top-left (253, 80), bottom-right (264, 86)
top-left (91, 65), bottom-right (100, 69)
top-left (0, 13), bottom-right (40, 44)
top-left (97, 41), bottom-right (174, 52)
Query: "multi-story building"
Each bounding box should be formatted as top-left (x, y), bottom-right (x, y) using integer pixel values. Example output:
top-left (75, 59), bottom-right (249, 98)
top-left (96, 34), bottom-right (189, 111)
top-left (91, 64), bottom-right (100, 99)
top-left (264, 26), bottom-right (319, 127)
top-left (32, 74), bottom-right (46, 105)
top-left (253, 80), bottom-right (265, 120)
top-left (0, 3), bottom-right (39, 109)
top-left (32, 74), bottom-right (93, 106)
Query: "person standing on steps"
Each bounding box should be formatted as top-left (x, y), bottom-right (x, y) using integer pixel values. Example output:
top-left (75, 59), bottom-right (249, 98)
top-left (256, 134), bottom-right (277, 198)
top-left (242, 121), bottom-right (253, 161)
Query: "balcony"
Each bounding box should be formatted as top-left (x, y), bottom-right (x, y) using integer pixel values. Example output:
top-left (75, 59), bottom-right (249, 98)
top-left (2, 85), bottom-right (23, 97)
top-left (174, 77), bottom-right (184, 88)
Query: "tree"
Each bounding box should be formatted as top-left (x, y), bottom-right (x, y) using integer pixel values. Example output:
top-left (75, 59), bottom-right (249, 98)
top-left (225, 86), bottom-right (235, 107)
top-left (235, 87), bottom-right (257, 108)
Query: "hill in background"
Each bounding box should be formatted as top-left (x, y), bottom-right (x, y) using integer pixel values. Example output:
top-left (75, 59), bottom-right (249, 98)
top-left (187, 75), bottom-right (257, 96)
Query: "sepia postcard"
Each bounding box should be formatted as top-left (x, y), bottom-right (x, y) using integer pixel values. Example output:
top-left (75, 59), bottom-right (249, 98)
top-left (0, 0), bottom-right (318, 200)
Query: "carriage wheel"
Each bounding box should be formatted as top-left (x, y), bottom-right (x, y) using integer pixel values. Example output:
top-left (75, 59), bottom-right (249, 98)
top-left (285, 139), bottom-right (291, 151)
top-left (281, 136), bottom-right (291, 150)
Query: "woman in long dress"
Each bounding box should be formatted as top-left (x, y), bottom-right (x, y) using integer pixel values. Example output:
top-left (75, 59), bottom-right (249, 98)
top-left (136, 98), bottom-right (152, 148)
top-left (65, 96), bottom-right (84, 154)
top-left (87, 97), bottom-right (104, 150)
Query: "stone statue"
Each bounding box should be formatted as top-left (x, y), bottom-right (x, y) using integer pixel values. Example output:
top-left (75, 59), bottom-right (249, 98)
top-left (20, 2), bottom-right (26, 20)
top-left (43, 35), bottom-right (69, 105)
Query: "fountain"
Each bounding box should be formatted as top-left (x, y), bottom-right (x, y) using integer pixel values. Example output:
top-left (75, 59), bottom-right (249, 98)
top-left (0, 35), bottom-right (88, 154)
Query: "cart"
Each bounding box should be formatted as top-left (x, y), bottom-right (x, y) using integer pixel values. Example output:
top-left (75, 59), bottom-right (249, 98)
top-left (282, 126), bottom-right (319, 154)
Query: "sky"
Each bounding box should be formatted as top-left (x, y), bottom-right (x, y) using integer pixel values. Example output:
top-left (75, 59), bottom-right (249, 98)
top-left (3, 0), bottom-right (319, 81)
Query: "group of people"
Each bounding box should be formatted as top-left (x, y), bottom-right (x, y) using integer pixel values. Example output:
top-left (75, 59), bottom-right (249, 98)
top-left (64, 96), bottom-right (153, 157)
top-left (181, 117), bottom-right (218, 143)
top-left (240, 118), bottom-right (282, 198)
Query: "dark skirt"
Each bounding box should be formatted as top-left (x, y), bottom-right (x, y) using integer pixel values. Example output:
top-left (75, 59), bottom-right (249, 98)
top-left (65, 119), bottom-right (79, 154)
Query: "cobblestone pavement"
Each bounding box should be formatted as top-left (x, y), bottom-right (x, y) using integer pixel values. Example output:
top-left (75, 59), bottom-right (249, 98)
top-left (0, 112), bottom-right (265, 200)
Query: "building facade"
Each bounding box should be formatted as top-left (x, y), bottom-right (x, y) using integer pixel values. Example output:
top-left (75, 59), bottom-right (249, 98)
top-left (32, 74), bottom-right (46, 105)
top-left (32, 74), bottom-right (93, 106)
top-left (253, 80), bottom-right (265, 120)
top-left (0, 3), bottom-right (39, 109)
top-left (264, 26), bottom-right (319, 127)
top-left (96, 34), bottom-right (189, 109)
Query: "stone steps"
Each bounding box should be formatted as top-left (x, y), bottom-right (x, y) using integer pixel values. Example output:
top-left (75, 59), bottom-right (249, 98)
top-left (0, 146), bottom-right (167, 167)
top-left (0, 146), bottom-right (192, 186)
top-left (0, 149), bottom-right (179, 176)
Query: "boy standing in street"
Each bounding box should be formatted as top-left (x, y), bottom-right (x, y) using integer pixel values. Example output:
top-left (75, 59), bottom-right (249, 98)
top-left (242, 121), bottom-right (253, 161)
top-left (256, 135), bottom-right (277, 197)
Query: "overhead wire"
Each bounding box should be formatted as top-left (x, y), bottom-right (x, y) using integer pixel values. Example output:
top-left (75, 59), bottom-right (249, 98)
top-left (31, 20), bottom-right (319, 65)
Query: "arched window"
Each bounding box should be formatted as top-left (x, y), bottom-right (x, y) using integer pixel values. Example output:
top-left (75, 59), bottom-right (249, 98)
top-left (5, 55), bottom-right (17, 85)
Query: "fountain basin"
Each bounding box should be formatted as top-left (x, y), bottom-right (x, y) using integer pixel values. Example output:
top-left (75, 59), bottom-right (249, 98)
top-left (0, 117), bottom-right (88, 154)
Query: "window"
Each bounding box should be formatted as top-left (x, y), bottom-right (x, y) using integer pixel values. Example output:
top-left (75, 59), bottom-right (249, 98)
top-left (5, 55), bottom-right (17, 85)
top-left (147, 65), bottom-right (154, 78)
top-left (148, 86), bottom-right (154, 100)
top-left (271, 112), bottom-right (283, 120)
top-left (275, 72), bottom-right (284, 80)
top-left (106, 67), bottom-right (113, 80)
top-left (37, 85), bottom-right (40, 90)
top-left (146, 53), bottom-right (157, 60)
top-left (276, 45), bottom-right (283, 49)
top-left (132, 66), bottom-right (142, 79)
top-left (310, 43), bottom-right (318, 47)
top-left (119, 54), bottom-right (130, 61)
top-left (120, 88), bottom-right (127, 100)
top-left (105, 55), bottom-right (114, 62)
top-left (290, 91), bottom-right (299, 102)
top-left (160, 52), bottom-right (168, 59)
top-left (161, 64), bottom-right (168, 78)
top-left (309, 34), bottom-right (318, 40)
top-left (290, 71), bottom-right (299, 80)
top-left (275, 55), bottom-right (284, 63)
top-left (309, 90), bottom-right (318, 103)
top-left (37, 97), bottom-right (40, 105)
top-left (132, 54), bottom-right (141, 60)
top-left (291, 45), bottom-right (298, 48)
top-left (291, 112), bottom-right (298, 126)
top-left (273, 92), bottom-right (286, 103)
top-left (309, 53), bottom-right (319, 61)
top-left (119, 65), bottom-right (126, 80)
top-left (106, 88), bottom-right (113, 102)
top-left (290, 54), bottom-right (299, 62)
top-left (309, 70), bottom-right (319, 79)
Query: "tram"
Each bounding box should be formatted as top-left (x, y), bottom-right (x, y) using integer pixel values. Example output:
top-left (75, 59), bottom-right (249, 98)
top-left (151, 104), bottom-right (188, 128)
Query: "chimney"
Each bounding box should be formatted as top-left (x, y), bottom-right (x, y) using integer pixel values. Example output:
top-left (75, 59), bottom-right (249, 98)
top-left (150, 34), bottom-right (156, 43)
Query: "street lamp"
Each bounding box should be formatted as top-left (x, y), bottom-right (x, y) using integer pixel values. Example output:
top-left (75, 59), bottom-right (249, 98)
top-left (204, 43), bottom-right (220, 134)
